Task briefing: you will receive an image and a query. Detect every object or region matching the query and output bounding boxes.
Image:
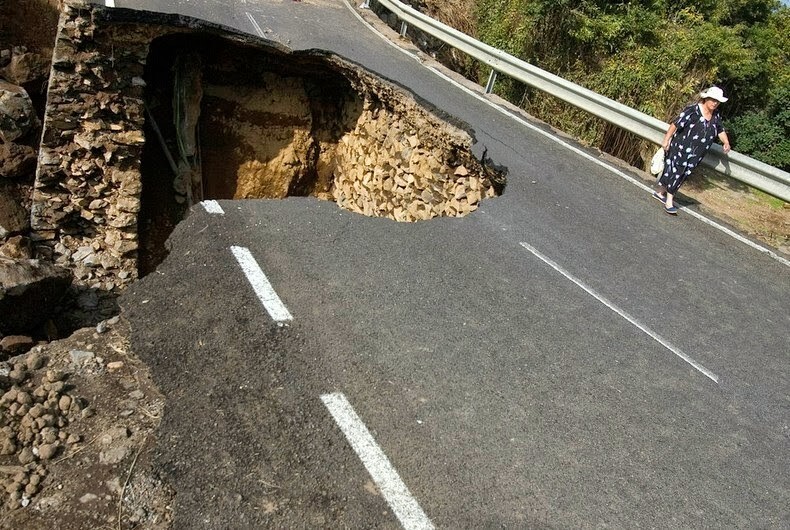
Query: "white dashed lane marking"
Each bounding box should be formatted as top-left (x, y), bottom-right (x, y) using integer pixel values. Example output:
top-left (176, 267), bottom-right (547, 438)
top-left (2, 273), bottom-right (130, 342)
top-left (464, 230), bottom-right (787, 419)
top-left (321, 392), bottom-right (434, 530)
top-left (245, 12), bottom-right (265, 37)
top-left (230, 246), bottom-right (293, 323)
top-left (201, 200), bottom-right (225, 215)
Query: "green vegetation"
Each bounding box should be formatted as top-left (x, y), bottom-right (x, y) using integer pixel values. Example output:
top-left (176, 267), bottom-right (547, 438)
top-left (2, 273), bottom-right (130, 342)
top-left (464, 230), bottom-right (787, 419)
top-left (473, 0), bottom-right (790, 171)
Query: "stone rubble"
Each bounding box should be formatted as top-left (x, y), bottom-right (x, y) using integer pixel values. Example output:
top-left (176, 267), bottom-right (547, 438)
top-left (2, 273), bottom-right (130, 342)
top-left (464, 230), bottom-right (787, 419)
top-left (1, 46), bottom-right (51, 88)
top-left (0, 337), bottom-right (35, 357)
top-left (0, 142), bottom-right (36, 179)
top-left (0, 316), bottom-right (172, 525)
top-left (0, 236), bottom-right (33, 260)
top-left (333, 104), bottom-right (497, 221)
top-left (0, 79), bottom-right (40, 143)
top-left (0, 191), bottom-right (30, 239)
top-left (0, 352), bottom-right (86, 511)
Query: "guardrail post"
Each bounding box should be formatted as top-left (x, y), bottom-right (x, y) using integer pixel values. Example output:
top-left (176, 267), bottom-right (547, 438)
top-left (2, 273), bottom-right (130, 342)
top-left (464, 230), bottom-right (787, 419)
top-left (485, 69), bottom-right (497, 94)
top-left (400, 20), bottom-right (408, 37)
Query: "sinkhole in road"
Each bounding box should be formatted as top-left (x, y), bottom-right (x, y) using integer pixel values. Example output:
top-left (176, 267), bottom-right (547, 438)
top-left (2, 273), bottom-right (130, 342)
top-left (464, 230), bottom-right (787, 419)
top-left (138, 33), bottom-right (505, 275)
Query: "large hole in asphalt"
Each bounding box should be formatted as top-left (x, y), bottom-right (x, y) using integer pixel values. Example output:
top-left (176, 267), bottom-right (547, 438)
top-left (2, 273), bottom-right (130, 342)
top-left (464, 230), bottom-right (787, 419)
top-left (138, 33), bottom-right (505, 276)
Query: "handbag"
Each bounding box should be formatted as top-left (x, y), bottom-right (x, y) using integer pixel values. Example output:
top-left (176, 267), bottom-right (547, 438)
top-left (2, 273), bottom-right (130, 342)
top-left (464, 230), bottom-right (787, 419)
top-left (649, 147), bottom-right (665, 175)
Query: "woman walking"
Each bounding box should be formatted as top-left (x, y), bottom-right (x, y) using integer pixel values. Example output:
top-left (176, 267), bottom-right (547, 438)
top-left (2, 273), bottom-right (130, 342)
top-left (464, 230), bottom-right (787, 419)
top-left (653, 86), bottom-right (731, 214)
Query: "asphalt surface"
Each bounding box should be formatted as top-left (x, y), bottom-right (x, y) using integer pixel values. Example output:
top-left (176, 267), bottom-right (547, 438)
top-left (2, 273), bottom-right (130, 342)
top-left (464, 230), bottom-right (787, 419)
top-left (109, 0), bottom-right (789, 527)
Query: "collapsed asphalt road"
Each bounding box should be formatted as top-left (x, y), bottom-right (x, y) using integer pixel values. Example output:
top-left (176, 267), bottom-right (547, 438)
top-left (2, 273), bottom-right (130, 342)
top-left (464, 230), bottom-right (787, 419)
top-left (107, 0), bottom-right (789, 528)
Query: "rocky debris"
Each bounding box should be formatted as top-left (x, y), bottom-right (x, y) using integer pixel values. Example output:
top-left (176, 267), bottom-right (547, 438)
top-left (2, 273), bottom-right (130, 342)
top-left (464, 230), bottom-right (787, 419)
top-left (1, 46), bottom-right (51, 88)
top-left (0, 336), bottom-right (35, 358)
top-left (0, 76), bottom-right (39, 308)
top-left (0, 236), bottom-right (33, 260)
top-left (0, 142), bottom-right (36, 179)
top-left (0, 2), bottom-right (132, 344)
top-left (333, 107), bottom-right (497, 221)
top-left (0, 189), bottom-right (30, 239)
top-left (0, 80), bottom-right (40, 143)
top-left (0, 317), bottom-right (173, 528)
top-left (0, 258), bottom-right (72, 336)
top-left (0, 362), bottom-right (79, 511)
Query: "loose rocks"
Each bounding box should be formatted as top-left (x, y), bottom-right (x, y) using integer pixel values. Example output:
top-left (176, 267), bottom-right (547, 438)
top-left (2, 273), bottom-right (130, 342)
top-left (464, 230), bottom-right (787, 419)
top-left (0, 236), bottom-right (33, 260)
top-left (0, 336), bottom-right (35, 359)
top-left (1, 47), bottom-right (50, 88)
top-left (0, 317), bottom-right (172, 527)
top-left (0, 80), bottom-right (39, 143)
top-left (0, 190), bottom-right (30, 239)
top-left (0, 356), bottom-right (81, 510)
top-left (0, 142), bottom-right (36, 179)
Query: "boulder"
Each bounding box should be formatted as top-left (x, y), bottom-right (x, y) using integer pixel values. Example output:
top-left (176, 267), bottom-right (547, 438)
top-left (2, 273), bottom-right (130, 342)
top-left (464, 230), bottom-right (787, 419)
top-left (1, 48), bottom-right (50, 87)
top-left (0, 142), bottom-right (37, 179)
top-left (0, 335), bottom-right (34, 357)
top-left (0, 236), bottom-right (33, 259)
top-left (0, 258), bottom-right (72, 334)
top-left (0, 80), bottom-right (40, 143)
top-left (0, 187), bottom-right (30, 238)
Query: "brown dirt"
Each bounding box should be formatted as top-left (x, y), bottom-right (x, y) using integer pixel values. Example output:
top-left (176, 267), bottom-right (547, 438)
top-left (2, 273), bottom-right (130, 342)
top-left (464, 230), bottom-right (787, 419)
top-left (0, 318), bottom-right (173, 530)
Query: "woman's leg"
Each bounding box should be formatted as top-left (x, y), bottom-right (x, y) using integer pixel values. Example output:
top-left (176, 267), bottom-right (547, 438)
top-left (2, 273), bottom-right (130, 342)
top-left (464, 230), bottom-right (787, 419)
top-left (655, 149), bottom-right (676, 201)
top-left (665, 170), bottom-right (690, 208)
top-left (662, 172), bottom-right (690, 213)
top-left (652, 185), bottom-right (667, 204)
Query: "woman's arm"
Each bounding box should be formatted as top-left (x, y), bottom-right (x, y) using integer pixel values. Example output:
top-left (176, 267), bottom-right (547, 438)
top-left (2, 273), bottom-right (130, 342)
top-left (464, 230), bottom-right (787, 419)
top-left (719, 131), bottom-right (731, 153)
top-left (662, 123), bottom-right (677, 151)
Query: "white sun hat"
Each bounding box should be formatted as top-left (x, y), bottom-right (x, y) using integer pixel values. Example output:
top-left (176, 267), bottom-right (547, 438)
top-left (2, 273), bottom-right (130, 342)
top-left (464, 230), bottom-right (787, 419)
top-left (700, 86), bottom-right (728, 102)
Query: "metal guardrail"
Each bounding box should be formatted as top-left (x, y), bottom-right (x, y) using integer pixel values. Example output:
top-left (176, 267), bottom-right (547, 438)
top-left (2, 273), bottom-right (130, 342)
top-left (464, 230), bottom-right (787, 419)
top-left (368, 0), bottom-right (790, 202)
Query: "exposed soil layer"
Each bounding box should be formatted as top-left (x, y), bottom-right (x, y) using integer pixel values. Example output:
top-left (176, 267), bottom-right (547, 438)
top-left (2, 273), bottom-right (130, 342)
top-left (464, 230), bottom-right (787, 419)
top-left (138, 32), bottom-right (503, 274)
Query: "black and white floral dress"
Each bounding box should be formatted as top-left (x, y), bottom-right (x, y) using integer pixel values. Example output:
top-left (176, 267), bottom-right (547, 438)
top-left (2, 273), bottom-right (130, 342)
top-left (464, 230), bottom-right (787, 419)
top-left (659, 103), bottom-right (724, 194)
